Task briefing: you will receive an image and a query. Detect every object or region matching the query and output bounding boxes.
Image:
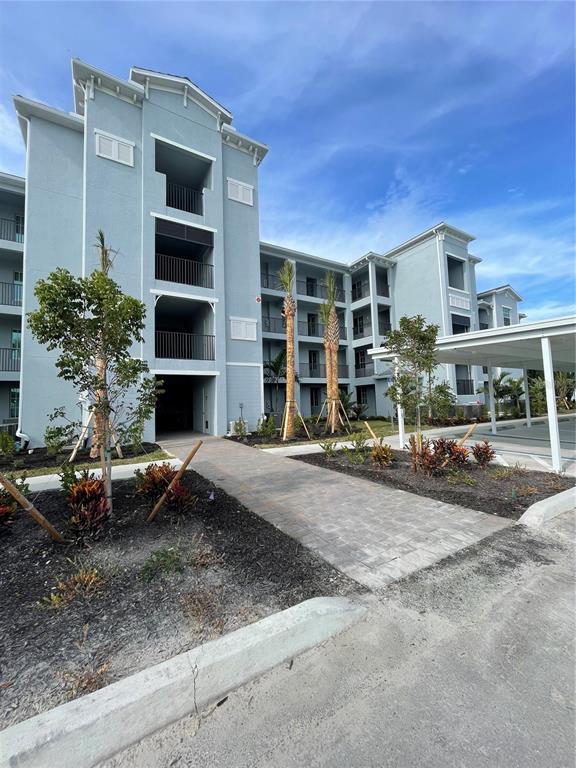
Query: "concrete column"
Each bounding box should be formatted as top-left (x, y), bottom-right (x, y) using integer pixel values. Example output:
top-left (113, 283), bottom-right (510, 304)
top-left (541, 336), bottom-right (561, 472)
top-left (487, 363), bottom-right (497, 435)
top-left (523, 367), bottom-right (532, 428)
top-left (367, 260), bottom-right (379, 349)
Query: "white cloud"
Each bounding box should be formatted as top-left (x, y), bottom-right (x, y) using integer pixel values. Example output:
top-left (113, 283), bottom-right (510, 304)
top-left (521, 301), bottom-right (576, 323)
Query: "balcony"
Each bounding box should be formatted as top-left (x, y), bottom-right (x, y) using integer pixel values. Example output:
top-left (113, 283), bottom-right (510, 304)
top-left (0, 218), bottom-right (24, 244)
top-left (355, 363), bottom-right (374, 378)
top-left (297, 320), bottom-right (347, 340)
top-left (351, 281), bottom-right (370, 302)
top-left (296, 280), bottom-right (345, 303)
top-left (166, 181), bottom-right (203, 216)
top-left (299, 363), bottom-right (349, 378)
top-left (378, 322), bottom-right (392, 336)
top-left (456, 379), bottom-right (475, 395)
top-left (155, 331), bottom-right (215, 361)
top-left (262, 316), bottom-right (286, 334)
top-left (353, 322), bottom-right (372, 340)
top-left (261, 273), bottom-right (283, 291)
top-left (0, 282), bottom-right (22, 306)
top-left (377, 282), bottom-right (390, 298)
top-left (0, 348), bottom-right (20, 372)
top-left (155, 253), bottom-right (213, 289)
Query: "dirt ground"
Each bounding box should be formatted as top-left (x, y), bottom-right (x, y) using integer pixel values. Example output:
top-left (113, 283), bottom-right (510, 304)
top-left (294, 449), bottom-right (574, 519)
top-left (0, 470), bottom-right (359, 727)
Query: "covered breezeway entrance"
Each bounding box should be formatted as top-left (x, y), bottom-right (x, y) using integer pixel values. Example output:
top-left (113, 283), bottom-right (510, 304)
top-left (369, 316), bottom-right (576, 472)
top-left (155, 374), bottom-right (216, 437)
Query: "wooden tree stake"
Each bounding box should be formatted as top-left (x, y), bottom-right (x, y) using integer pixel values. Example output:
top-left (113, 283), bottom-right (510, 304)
top-left (147, 441), bottom-right (203, 523)
top-left (0, 473), bottom-right (65, 543)
top-left (364, 421), bottom-right (378, 441)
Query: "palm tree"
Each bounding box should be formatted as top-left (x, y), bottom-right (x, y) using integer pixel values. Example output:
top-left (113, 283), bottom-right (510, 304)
top-left (263, 349), bottom-right (287, 414)
top-left (279, 260), bottom-right (297, 439)
top-left (321, 272), bottom-right (341, 433)
top-left (491, 371), bottom-right (512, 416)
top-left (555, 371), bottom-right (575, 410)
top-left (507, 377), bottom-right (524, 417)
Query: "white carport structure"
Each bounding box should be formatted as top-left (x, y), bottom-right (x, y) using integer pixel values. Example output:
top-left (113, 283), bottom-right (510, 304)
top-left (369, 316), bottom-right (576, 472)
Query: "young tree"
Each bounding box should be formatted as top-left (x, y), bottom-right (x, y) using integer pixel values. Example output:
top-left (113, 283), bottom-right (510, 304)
top-left (385, 315), bottom-right (439, 433)
top-left (279, 260), bottom-right (297, 439)
top-left (28, 231), bottom-right (158, 511)
top-left (555, 371), bottom-right (575, 411)
top-left (263, 349), bottom-right (288, 413)
top-left (491, 371), bottom-right (512, 416)
top-left (507, 377), bottom-right (525, 417)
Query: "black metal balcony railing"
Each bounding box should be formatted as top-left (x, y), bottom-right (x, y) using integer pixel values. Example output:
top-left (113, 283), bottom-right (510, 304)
top-left (166, 181), bottom-right (203, 216)
top-left (0, 348), bottom-right (20, 371)
top-left (262, 316), bottom-right (286, 334)
top-left (296, 280), bottom-right (345, 302)
top-left (0, 218), bottom-right (24, 243)
top-left (261, 273), bottom-right (284, 291)
top-left (456, 379), bottom-right (475, 395)
top-left (155, 253), bottom-right (213, 289)
top-left (479, 323), bottom-right (490, 330)
top-left (378, 322), bottom-right (392, 336)
top-left (155, 331), bottom-right (215, 361)
top-left (299, 363), bottom-right (349, 378)
top-left (355, 363), bottom-right (375, 378)
top-left (297, 320), bottom-right (347, 340)
top-left (353, 322), bottom-right (372, 339)
top-left (351, 282), bottom-right (369, 301)
top-left (0, 282), bottom-right (22, 306)
top-left (377, 283), bottom-right (390, 298)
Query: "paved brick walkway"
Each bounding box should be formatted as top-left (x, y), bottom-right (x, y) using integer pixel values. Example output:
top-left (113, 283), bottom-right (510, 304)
top-left (161, 435), bottom-right (511, 590)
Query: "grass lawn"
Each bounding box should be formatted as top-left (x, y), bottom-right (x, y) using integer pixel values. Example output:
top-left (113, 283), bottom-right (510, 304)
top-left (255, 419), bottom-right (417, 449)
top-left (15, 448), bottom-right (170, 478)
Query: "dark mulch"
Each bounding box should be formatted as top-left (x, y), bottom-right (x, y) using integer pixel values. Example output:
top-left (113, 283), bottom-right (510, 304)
top-left (0, 471), bottom-right (359, 727)
top-left (0, 442), bottom-right (163, 474)
top-left (293, 450), bottom-right (574, 519)
top-left (227, 424), bottom-right (361, 447)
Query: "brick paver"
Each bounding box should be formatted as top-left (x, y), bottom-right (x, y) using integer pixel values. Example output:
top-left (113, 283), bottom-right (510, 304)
top-left (161, 435), bottom-right (511, 590)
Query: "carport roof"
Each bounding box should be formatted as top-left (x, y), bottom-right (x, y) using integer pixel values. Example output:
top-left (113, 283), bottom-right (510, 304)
top-left (370, 315), bottom-right (576, 372)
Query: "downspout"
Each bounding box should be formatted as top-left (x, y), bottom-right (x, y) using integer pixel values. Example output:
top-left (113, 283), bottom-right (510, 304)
top-left (16, 113), bottom-right (31, 451)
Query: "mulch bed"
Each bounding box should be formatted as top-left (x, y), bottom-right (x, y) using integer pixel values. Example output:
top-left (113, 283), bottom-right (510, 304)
top-left (0, 442), bottom-right (163, 474)
top-left (293, 450), bottom-right (574, 519)
top-left (0, 471), bottom-right (359, 728)
top-left (227, 425), bottom-right (361, 447)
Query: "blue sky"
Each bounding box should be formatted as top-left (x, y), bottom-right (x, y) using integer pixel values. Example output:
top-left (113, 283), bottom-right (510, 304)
top-left (0, 1), bottom-right (574, 320)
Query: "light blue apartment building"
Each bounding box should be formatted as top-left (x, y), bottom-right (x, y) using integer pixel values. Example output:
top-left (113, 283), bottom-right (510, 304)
top-left (1, 60), bottom-right (522, 445)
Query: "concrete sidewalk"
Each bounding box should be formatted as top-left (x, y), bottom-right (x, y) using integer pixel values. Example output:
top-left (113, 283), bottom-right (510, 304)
top-left (102, 513), bottom-right (576, 768)
top-left (161, 435), bottom-right (509, 590)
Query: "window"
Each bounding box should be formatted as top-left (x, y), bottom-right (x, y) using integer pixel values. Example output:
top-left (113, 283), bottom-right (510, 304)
top-left (9, 387), bottom-right (19, 419)
top-left (310, 387), bottom-right (321, 408)
top-left (95, 130), bottom-right (134, 167)
top-left (227, 178), bottom-right (253, 206)
top-left (451, 313), bottom-right (471, 335)
top-left (230, 317), bottom-right (257, 341)
top-left (447, 256), bottom-right (465, 291)
top-left (503, 306), bottom-right (511, 326)
top-left (357, 386), bottom-right (368, 405)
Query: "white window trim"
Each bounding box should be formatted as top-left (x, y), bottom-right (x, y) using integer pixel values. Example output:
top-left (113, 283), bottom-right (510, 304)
top-left (446, 252), bottom-right (468, 292)
top-left (151, 133), bottom-right (216, 163)
top-left (227, 177), bottom-right (254, 206)
top-left (150, 211), bottom-right (217, 233)
top-left (94, 129), bottom-right (135, 167)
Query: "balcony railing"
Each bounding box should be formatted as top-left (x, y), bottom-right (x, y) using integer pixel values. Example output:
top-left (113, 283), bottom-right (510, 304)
top-left (0, 218), bottom-right (24, 243)
top-left (262, 316), bottom-right (286, 334)
top-left (297, 320), bottom-right (347, 340)
top-left (353, 322), bottom-right (372, 339)
top-left (0, 282), bottom-right (22, 306)
top-left (354, 363), bottom-right (374, 378)
top-left (378, 322), bottom-right (392, 336)
top-left (351, 282), bottom-right (369, 302)
top-left (299, 363), bottom-right (349, 378)
top-left (377, 282), bottom-right (390, 298)
top-left (296, 280), bottom-right (345, 302)
top-left (261, 273), bottom-right (284, 291)
top-left (0, 348), bottom-right (20, 371)
top-left (166, 181), bottom-right (203, 215)
top-left (155, 253), bottom-right (213, 289)
top-left (479, 322), bottom-right (490, 330)
top-left (456, 379), bottom-right (475, 395)
top-left (155, 331), bottom-right (215, 361)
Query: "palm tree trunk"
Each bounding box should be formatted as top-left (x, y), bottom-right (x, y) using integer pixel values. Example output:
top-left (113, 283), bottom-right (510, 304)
top-left (284, 311), bottom-right (295, 439)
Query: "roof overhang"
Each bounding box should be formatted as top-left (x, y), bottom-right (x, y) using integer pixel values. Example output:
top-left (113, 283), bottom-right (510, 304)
top-left (221, 124), bottom-right (268, 163)
top-left (369, 316), bottom-right (576, 373)
top-left (260, 241), bottom-right (348, 272)
top-left (13, 95), bottom-right (84, 143)
top-left (73, 59), bottom-right (144, 115)
top-left (477, 284), bottom-right (523, 303)
top-left (0, 171), bottom-right (25, 194)
top-left (130, 67), bottom-right (232, 124)
top-left (349, 252), bottom-right (397, 272)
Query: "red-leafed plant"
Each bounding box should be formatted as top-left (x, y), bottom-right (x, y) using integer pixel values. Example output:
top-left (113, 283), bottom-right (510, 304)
top-left (134, 463), bottom-right (177, 498)
top-left (472, 440), bottom-right (496, 469)
top-left (165, 480), bottom-right (196, 515)
top-left (446, 443), bottom-right (470, 466)
top-left (0, 503), bottom-right (16, 531)
top-left (68, 476), bottom-right (110, 538)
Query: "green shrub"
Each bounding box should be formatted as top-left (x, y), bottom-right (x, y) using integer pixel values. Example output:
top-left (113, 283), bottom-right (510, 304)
top-left (319, 439), bottom-right (336, 458)
top-left (370, 439), bottom-right (394, 468)
top-left (141, 546), bottom-right (184, 582)
top-left (0, 474), bottom-right (29, 530)
top-left (0, 430), bottom-right (15, 457)
top-left (232, 418), bottom-right (247, 439)
top-left (447, 470), bottom-right (477, 487)
top-left (256, 414), bottom-right (276, 439)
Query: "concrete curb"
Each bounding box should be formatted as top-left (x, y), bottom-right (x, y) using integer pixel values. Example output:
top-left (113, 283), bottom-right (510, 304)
top-left (516, 487), bottom-right (576, 528)
top-left (24, 458), bottom-right (182, 493)
top-left (0, 596), bottom-right (367, 768)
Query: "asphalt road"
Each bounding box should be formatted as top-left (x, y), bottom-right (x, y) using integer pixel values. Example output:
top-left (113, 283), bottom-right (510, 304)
top-left (102, 513), bottom-right (575, 768)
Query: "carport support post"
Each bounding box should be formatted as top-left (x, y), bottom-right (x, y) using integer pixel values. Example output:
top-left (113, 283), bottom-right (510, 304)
top-left (523, 368), bottom-right (532, 427)
top-left (541, 336), bottom-right (562, 473)
top-left (487, 364), bottom-right (497, 435)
